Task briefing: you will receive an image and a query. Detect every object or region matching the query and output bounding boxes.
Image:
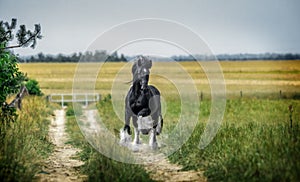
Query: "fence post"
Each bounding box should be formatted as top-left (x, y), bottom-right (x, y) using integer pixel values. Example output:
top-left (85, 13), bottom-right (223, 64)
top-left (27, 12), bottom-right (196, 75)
top-left (85, 94), bottom-right (88, 107)
top-left (61, 94), bottom-right (64, 108)
top-left (240, 90), bottom-right (243, 98)
top-left (200, 91), bottom-right (203, 101)
top-left (47, 95), bottom-right (51, 102)
top-left (279, 90), bottom-right (282, 99)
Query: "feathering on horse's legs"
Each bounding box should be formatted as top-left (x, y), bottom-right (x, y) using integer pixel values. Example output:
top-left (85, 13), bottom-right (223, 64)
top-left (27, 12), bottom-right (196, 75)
top-left (133, 127), bottom-right (141, 145)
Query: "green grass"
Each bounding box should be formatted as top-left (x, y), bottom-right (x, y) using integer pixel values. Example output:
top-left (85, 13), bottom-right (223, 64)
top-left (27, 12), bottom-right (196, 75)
top-left (65, 103), bottom-right (154, 182)
top-left (0, 96), bottom-right (54, 181)
top-left (169, 99), bottom-right (300, 181)
top-left (87, 94), bottom-right (300, 181)
top-left (16, 61), bottom-right (300, 181)
top-left (69, 94), bottom-right (300, 181)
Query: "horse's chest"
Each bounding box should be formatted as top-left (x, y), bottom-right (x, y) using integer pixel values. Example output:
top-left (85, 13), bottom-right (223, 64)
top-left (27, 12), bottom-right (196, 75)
top-left (130, 93), bottom-right (149, 112)
top-left (136, 94), bottom-right (148, 106)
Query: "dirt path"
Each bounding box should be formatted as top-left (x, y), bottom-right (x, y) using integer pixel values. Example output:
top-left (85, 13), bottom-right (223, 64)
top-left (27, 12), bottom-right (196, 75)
top-left (35, 109), bottom-right (87, 182)
top-left (134, 147), bottom-right (206, 182)
top-left (83, 109), bottom-right (206, 182)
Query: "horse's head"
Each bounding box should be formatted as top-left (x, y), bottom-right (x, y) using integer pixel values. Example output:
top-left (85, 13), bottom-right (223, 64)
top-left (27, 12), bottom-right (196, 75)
top-left (132, 56), bottom-right (152, 91)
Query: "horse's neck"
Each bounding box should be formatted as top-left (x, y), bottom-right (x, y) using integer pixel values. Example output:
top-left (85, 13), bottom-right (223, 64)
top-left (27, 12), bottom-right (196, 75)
top-left (132, 81), bottom-right (141, 95)
top-left (132, 85), bottom-right (150, 101)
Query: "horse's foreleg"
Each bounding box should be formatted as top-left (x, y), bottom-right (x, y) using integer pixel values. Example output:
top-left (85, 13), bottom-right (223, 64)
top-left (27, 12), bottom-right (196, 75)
top-left (133, 116), bottom-right (141, 145)
top-left (149, 110), bottom-right (161, 150)
top-left (124, 106), bottom-right (131, 135)
top-left (149, 128), bottom-right (158, 150)
top-left (133, 127), bottom-right (140, 145)
top-left (120, 111), bottom-right (132, 145)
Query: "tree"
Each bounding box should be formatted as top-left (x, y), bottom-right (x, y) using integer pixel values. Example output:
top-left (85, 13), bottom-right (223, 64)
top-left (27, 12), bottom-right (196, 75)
top-left (0, 18), bottom-right (42, 50)
top-left (120, 53), bottom-right (127, 62)
top-left (0, 18), bottom-right (42, 123)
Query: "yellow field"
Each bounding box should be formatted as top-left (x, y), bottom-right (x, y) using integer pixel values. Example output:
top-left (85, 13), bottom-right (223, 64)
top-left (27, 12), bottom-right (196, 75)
top-left (18, 61), bottom-right (300, 98)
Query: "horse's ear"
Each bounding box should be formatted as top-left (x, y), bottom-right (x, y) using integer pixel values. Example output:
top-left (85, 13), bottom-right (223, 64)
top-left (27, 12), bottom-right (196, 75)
top-left (144, 59), bottom-right (152, 69)
top-left (132, 63), bottom-right (137, 75)
top-left (147, 60), bottom-right (152, 69)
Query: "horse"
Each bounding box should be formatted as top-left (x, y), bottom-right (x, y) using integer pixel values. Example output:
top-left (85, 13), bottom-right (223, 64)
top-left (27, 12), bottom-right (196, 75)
top-left (121, 56), bottom-right (163, 150)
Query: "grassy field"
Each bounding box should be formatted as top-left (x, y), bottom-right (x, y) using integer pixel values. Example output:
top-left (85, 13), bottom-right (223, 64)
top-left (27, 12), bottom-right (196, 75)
top-left (0, 96), bottom-right (54, 181)
top-left (17, 61), bottom-right (300, 181)
top-left (78, 94), bottom-right (299, 181)
top-left (19, 61), bottom-right (300, 98)
top-left (169, 99), bottom-right (300, 181)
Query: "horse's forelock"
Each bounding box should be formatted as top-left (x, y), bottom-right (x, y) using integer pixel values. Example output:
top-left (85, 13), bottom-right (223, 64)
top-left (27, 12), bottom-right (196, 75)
top-left (135, 56), bottom-right (152, 69)
top-left (131, 56), bottom-right (152, 85)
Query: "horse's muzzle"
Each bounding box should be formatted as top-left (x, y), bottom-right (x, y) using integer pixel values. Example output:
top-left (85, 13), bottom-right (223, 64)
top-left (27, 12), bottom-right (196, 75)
top-left (140, 77), bottom-right (148, 91)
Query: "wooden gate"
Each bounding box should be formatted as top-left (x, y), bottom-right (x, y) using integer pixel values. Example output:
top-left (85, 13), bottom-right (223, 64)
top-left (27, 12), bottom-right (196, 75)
top-left (48, 93), bottom-right (101, 107)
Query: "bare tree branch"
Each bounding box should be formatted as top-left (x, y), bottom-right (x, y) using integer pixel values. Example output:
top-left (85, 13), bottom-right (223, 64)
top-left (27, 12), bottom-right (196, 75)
top-left (8, 85), bottom-right (29, 110)
top-left (2, 28), bottom-right (41, 50)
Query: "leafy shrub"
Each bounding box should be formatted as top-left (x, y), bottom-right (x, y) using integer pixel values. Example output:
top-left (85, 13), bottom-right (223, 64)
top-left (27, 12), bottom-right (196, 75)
top-left (0, 51), bottom-right (26, 124)
top-left (66, 106), bottom-right (75, 116)
top-left (66, 104), bottom-right (82, 117)
top-left (25, 79), bottom-right (43, 96)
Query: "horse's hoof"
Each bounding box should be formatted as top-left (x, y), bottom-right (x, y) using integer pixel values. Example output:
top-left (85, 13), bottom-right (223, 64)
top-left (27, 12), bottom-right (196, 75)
top-left (150, 142), bottom-right (158, 150)
top-left (132, 144), bottom-right (139, 152)
top-left (133, 140), bottom-right (141, 145)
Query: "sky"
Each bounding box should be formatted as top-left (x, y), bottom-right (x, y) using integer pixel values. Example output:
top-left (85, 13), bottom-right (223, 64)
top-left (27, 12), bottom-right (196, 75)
top-left (1, 0), bottom-right (300, 56)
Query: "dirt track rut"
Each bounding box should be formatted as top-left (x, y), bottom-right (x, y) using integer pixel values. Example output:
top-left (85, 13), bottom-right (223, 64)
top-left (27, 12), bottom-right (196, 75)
top-left (35, 109), bottom-right (206, 182)
top-left (34, 109), bottom-right (87, 182)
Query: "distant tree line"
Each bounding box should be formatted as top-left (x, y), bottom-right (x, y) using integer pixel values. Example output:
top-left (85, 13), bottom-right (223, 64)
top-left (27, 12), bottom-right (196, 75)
top-left (172, 53), bottom-right (300, 61)
top-left (19, 50), bottom-right (127, 63)
top-left (19, 51), bottom-right (300, 63)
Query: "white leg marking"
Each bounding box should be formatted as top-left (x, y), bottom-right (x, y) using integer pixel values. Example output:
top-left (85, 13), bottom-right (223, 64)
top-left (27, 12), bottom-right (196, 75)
top-left (133, 127), bottom-right (141, 145)
top-left (119, 129), bottom-right (131, 147)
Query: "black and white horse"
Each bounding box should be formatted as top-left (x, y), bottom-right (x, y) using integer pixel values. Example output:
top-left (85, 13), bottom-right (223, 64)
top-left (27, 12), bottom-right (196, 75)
top-left (121, 56), bottom-right (163, 150)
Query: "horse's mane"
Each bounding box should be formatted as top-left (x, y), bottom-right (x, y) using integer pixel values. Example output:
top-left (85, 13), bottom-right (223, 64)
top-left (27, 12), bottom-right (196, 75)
top-left (125, 56), bottom-right (152, 84)
top-left (131, 56), bottom-right (152, 76)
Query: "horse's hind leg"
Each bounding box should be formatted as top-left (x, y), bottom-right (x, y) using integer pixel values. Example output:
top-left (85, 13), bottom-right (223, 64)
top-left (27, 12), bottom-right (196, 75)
top-left (132, 116), bottom-right (141, 145)
top-left (155, 114), bottom-right (163, 135)
top-left (152, 110), bottom-right (163, 135)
